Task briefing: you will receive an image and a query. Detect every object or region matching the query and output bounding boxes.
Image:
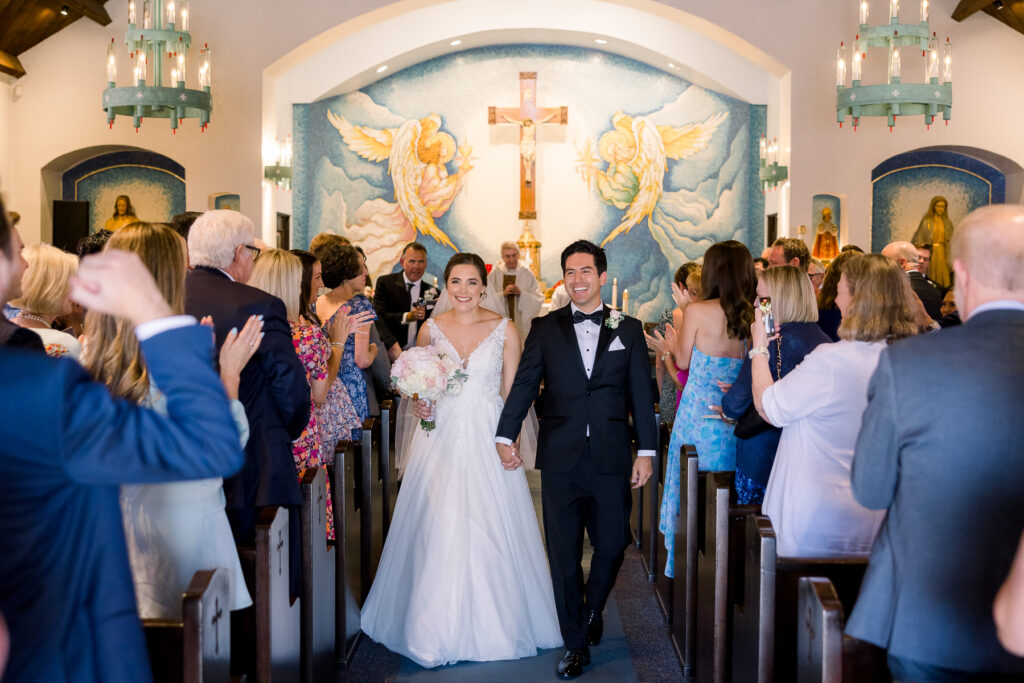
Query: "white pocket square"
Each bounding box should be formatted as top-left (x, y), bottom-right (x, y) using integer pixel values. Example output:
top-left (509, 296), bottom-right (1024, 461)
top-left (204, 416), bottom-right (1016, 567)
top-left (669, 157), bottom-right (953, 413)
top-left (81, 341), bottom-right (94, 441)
top-left (608, 337), bottom-right (626, 352)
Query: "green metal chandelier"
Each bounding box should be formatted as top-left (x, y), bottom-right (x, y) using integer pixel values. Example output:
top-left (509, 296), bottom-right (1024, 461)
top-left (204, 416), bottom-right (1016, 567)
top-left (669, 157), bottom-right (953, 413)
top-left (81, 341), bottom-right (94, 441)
top-left (835, 0), bottom-right (952, 131)
top-left (103, 0), bottom-right (212, 132)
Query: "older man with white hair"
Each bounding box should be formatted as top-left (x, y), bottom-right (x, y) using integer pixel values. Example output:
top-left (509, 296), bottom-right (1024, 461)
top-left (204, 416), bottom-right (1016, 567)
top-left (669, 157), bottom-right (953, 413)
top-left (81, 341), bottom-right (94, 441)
top-left (848, 204), bottom-right (1024, 682)
top-left (184, 210), bottom-right (310, 596)
top-left (882, 239), bottom-right (943, 320)
top-left (487, 240), bottom-right (544, 345)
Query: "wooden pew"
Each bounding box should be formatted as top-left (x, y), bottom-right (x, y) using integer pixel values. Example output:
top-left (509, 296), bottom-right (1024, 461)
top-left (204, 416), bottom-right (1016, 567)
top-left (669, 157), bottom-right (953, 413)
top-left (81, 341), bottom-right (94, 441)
top-left (143, 568), bottom-right (232, 683)
top-left (331, 440), bottom-right (362, 670)
top-left (634, 408), bottom-right (663, 582)
top-left (731, 515), bottom-right (869, 683)
top-left (797, 577), bottom-right (889, 683)
top-left (254, 506), bottom-right (301, 683)
top-left (694, 471), bottom-right (760, 683)
top-left (669, 445), bottom-right (703, 677)
top-left (356, 417), bottom-right (382, 601)
top-left (299, 468), bottom-right (334, 683)
top-left (378, 399), bottom-right (397, 540)
top-left (654, 436), bottom-right (675, 623)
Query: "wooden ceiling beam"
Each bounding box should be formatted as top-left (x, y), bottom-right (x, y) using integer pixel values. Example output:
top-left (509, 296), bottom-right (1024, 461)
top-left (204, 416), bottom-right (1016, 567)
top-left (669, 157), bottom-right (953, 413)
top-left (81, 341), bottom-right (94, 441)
top-left (0, 49), bottom-right (26, 79)
top-left (62, 0), bottom-right (111, 26)
top-left (983, 2), bottom-right (1024, 35)
top-left (952, 0), bottom-right (995, 21)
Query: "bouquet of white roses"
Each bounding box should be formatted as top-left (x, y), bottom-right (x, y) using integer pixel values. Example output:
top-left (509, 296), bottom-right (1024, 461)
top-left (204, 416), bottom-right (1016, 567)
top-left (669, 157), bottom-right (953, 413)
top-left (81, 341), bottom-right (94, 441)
top-left (390, 345), bottom-right (468, 431)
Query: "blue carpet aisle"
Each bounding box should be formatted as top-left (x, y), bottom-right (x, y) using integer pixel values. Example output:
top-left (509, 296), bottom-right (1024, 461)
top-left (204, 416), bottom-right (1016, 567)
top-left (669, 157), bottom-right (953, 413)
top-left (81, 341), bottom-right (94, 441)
top-left (341, 471), bottom-right (683, 682)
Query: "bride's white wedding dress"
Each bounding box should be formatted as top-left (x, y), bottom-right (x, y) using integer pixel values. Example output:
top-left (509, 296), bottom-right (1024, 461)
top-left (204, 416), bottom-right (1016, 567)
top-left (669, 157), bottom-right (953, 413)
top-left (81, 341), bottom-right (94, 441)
top-left (360, 318), bottom-right (562, 668)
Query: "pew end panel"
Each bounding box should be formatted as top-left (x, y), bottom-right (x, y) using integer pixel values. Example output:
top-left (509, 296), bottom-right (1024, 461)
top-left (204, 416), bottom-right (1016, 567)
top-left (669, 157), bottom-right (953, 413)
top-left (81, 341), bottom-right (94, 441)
top-left (254, 506), bottom-right (301, 683)
top-left (143, 567), bottom-right (232, 683)
top-left (331, 442), bottom-right (363, 670)
top-left (797, 577), bottom-right (890, 683)
top-left (299, 468), bottom-right (336, 683)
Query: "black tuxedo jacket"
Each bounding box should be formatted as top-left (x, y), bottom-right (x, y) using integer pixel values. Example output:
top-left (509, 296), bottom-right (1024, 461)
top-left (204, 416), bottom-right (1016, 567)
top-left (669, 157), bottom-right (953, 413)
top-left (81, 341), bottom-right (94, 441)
top-left (908, 270), bottom-right (943, 320)
top-left (496, 304), bottom-right (657, 475)
top-left (185, 266), bottom-right (310, 512)
top-left (373, 271), bottom-right (440, 346)
top-left (0, 316), bottom-right (44, 352)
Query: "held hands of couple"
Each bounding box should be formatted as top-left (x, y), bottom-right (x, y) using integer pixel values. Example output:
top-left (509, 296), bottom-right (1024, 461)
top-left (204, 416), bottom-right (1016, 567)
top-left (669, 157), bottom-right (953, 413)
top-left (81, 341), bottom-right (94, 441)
top-left (495, 442), bottom-right (524, 471)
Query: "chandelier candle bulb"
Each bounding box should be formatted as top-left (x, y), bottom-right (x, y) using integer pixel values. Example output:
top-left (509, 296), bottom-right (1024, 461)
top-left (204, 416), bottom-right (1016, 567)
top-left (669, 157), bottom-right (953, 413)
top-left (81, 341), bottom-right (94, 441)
top-left (165, 0), bottom-right (175, 28)
top-left (889, 39), bottom-right (901, 80)
top-left (128, 0), bottom-right (136, 25)
top-left (943, 39), bottom-right (952, 82)
top-left (927, 34), bottom-right (939, 80)
top-left (852, 44), bottom-right (863, 81)
top-left (920, 0), bottom-right (929, 22)
top-left (106, 39), bottom-right (117, 83)
top-left (179, 0), bottom-right (188, 31)
top-left (142, 0), bottom-right (152, 29)
top-left (836, 44), bottom-right (847, 87)
top-left (199, 46), bottom-right (211, 88)
top-left (860, 0), bottom-right (869, 25)
top-left (890, 0), bottom-right (899, 20)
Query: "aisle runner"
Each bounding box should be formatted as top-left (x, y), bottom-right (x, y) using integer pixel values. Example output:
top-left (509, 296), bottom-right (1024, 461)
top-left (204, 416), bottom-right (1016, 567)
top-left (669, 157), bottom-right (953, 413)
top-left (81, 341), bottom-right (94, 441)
top-left (394, 594), bottom-right (637, 682)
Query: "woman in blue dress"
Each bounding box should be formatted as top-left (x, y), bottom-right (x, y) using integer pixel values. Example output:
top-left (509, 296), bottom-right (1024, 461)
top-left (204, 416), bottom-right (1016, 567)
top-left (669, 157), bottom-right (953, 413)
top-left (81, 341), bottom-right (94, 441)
top-left (315, 242), bottom-right (379, 443)
top-left (656, 241), bottom-right (755, 577)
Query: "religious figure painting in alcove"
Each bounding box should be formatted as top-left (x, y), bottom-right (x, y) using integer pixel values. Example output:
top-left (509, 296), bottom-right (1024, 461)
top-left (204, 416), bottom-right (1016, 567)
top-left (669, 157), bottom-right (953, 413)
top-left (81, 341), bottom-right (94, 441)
top-left (326, 110), bottom-right (474, 277)
top-left (576, 109), bottom-right (728, 246)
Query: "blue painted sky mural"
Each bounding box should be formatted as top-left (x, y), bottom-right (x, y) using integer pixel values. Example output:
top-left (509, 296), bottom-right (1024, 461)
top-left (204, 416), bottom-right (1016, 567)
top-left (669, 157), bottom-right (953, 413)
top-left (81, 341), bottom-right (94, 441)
top-left (294, 45), bottom-right (765, 317)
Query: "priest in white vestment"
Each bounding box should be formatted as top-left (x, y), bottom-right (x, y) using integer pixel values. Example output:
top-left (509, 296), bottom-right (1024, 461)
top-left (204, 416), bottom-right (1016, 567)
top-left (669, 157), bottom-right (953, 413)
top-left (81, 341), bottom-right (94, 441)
top-left (488, 241), bottom-right (544, 345)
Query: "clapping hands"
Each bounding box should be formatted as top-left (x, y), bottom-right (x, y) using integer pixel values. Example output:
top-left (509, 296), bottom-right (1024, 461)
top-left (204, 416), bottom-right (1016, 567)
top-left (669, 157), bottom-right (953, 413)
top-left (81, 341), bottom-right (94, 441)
top-left (671, 282), bottom-right (692, 310)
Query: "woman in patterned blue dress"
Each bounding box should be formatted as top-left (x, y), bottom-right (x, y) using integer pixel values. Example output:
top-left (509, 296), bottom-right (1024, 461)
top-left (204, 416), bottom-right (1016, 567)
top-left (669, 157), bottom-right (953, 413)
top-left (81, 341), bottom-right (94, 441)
top-left (657, 241), bottom-right (755, 577)
top-left (315, 243), bottom-right (379, 442)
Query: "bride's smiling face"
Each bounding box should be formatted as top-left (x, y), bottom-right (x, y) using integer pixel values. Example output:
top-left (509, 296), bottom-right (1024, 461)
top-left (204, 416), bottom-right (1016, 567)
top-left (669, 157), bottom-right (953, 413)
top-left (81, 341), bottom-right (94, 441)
top-left (446, 264), bottom-right (486, 310)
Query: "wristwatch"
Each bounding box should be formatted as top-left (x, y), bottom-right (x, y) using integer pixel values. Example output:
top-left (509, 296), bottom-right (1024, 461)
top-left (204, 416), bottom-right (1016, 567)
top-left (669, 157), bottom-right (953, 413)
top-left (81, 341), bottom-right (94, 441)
top-left (748, 346), bottom-right (769, 359)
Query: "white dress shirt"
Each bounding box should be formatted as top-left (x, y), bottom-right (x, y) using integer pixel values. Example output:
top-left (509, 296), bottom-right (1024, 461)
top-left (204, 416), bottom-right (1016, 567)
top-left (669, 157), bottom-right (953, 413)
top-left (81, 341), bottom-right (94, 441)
top-left (402, 276), bottom-right (422, 348)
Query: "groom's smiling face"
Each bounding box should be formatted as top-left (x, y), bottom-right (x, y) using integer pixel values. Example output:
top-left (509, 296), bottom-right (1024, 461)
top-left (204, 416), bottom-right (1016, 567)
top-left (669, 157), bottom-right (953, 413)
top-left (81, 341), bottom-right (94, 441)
top-left (564, 253), bottom-right (607, 313)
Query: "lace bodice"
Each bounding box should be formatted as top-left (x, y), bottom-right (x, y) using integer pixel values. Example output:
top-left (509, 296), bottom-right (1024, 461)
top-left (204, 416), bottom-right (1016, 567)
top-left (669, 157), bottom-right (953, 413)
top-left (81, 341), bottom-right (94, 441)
top-left (427, 318), bottom-right (507, 404)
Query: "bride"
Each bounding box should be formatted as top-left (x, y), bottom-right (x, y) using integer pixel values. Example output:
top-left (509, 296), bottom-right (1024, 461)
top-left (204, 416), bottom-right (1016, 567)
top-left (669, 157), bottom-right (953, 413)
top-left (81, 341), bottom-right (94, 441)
top-left (360, 252), bottom-right (562, 668)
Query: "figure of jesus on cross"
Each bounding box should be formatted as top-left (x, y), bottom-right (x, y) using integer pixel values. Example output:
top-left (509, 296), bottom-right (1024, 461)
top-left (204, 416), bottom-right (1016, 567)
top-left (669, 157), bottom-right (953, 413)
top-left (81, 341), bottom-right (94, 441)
top-left (489, 72), bottom-right (567, 219)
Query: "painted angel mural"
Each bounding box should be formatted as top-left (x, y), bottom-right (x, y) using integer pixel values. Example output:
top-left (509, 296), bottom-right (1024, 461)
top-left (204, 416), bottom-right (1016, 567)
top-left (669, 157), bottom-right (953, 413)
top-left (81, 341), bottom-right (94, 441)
top-left (577, 110), bottom-right (728, 246)
top-left (326, 110), bottom-right (473, 278)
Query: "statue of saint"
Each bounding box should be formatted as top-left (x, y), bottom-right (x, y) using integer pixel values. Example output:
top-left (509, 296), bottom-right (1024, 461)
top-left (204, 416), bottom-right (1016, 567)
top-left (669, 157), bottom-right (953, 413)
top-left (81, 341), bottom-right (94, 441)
top-left (912, 196), bottom-right (954, 288)
top-left (502, 113), bottom-right (556, 185)
top-left (812, 206), bottom-right (839, 261)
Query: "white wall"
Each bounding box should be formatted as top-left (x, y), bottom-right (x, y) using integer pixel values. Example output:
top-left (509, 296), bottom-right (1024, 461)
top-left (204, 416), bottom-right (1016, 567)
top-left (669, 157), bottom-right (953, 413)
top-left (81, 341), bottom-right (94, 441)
top-left (8, 0), bottom-right (1024, 250)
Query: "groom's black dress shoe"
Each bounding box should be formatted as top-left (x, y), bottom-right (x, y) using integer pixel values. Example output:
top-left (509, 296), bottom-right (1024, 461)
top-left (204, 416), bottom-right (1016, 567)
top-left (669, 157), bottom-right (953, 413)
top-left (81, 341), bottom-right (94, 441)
top-left (557, 648), bottom-right (590, 679)
top-left (586, 609), bottom-right (603, 646)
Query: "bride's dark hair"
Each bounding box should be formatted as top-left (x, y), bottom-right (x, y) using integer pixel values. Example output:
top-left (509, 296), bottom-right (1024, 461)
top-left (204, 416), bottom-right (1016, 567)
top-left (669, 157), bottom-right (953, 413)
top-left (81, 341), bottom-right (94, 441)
top-left (444, 252), bottom-right (488, 283)
top-left (701, 240), bottom-right (756, 342)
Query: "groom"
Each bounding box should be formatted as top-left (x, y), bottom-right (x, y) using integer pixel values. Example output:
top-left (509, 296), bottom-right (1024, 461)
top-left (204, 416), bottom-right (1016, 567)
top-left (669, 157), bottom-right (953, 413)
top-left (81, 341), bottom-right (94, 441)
top-left (496, 240), bottom-right (657, 678)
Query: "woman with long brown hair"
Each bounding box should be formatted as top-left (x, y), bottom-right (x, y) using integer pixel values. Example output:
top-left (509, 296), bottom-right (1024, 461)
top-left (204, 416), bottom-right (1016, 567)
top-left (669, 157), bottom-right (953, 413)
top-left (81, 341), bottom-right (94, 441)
top-left (82, 222), bottom-right (260, 619)
top-left (751, 253), bottom-right (917, 557)
top-left (657, 240), bottom-right (756, 578)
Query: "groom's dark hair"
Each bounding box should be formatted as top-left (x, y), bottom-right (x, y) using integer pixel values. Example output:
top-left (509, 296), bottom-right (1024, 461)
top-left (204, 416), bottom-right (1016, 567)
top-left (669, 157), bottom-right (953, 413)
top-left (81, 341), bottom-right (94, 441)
top-left (561, 240), bottom-right (607, 275)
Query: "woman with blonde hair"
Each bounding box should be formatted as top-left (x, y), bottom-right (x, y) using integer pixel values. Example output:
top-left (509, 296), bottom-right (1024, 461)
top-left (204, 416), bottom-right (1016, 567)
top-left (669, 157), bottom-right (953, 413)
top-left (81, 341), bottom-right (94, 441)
top-left (82, 221), bottom-right (260, 619)
top-left (751, 253), bottom-right (917, 557)
top-left (104, 195), bottom-right (137, 232)
top-left (250, 248), bottom-right (360, 539)
top-left (12, 243), bottom-right (81, 359)
top-left (720, 265), bottom-right (831, 504)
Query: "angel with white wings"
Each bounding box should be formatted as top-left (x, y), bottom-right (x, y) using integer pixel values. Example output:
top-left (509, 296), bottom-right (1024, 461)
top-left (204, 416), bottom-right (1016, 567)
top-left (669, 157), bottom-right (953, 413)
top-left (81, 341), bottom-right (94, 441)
top-left (577, 110), bottom-right (728, 246)
top-left (327, 111), bottom-right (473, 273)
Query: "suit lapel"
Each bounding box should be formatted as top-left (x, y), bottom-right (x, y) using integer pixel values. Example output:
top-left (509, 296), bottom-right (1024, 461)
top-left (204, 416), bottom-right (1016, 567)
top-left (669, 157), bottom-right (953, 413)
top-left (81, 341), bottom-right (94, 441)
top-left (592, 306), bottom-right (614, 373)
top-left (557, 306), bottom-right (590, 380)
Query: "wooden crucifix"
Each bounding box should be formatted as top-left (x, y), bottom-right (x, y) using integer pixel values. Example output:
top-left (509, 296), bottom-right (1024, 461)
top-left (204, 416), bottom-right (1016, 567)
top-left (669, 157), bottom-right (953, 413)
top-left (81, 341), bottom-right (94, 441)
top-left (488, 72), bottom-right (568, 219)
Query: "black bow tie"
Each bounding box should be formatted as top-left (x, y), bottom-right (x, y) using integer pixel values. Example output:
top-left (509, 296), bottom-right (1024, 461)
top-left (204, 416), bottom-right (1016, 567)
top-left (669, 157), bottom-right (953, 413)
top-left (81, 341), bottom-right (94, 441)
top-left (572, 309), bottom-right (604, 325)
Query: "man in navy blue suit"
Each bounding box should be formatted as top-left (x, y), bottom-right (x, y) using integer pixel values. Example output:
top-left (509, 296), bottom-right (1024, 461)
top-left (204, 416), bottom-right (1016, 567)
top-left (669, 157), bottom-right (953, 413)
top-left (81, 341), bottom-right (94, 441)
top-left (848, 204), bottom-right (1024, 682)
top-left (0, 199), bottom-right (244, 683)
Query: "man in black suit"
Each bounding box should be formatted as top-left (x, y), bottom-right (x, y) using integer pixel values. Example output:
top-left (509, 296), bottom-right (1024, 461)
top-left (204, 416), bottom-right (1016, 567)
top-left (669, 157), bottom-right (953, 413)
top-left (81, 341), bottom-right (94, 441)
top-left (848, 205), bottom-right (1024, 682)
top-left (184, 210), bottom-right (310, 593)
top-left (373, 242), bottom-right (440, 350)
top-left (0, 224), bottom-right (43, 351)
top-left (915, 242), bottom-right (949, 294)
top-left (496, 241), bottom-right (657, 679)
top-left (882, 240), bottom-right (943, 320)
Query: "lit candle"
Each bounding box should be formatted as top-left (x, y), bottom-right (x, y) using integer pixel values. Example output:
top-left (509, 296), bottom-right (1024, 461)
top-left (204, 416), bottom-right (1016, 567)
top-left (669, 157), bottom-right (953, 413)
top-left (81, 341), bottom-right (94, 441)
top-left (943, 38), bottom-right (952, 82)
top-left (106, 39), bottom-right (117, 83)
top-left (920, 0), bottom-right (929, 22)
top-left (199, 46), bottom-right (211, 88)
top-left (926, 34), bottom-right (939, 80)
top-left (890, 0), bottom-right (899, 20)
top-left (852, 39), bottom-right (863, 81)
top-left (759, 135), bottom-right (767, 163)
top-left (889, 39), bottom-right (901, 81)
top-left (128, 0), bottom-right (136, 25)
top-left (859, 0), bottom-right (869, 24)
top-left (165, 0), bottom-right (175, 27)
top-left (622, 289), bottom-right (630, 316)
top-left (180, 0), bottom-right (189, 31)
top-left (836, 43), bottom-right (847, 87)
top-left (611, 277), bottom-right (618, 308)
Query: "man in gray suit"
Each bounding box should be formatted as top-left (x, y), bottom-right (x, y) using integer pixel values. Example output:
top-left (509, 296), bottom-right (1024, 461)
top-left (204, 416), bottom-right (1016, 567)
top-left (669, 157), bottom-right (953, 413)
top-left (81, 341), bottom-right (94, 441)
top-left (847, 204), bottom-right (1024, 682)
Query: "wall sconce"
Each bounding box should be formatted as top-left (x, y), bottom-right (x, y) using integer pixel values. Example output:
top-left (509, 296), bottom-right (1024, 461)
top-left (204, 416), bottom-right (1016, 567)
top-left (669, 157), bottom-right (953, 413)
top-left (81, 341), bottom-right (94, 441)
top-left (759, 135), bottom-right (788, 192)
top-left (263, 136), bottom-right (292, 190)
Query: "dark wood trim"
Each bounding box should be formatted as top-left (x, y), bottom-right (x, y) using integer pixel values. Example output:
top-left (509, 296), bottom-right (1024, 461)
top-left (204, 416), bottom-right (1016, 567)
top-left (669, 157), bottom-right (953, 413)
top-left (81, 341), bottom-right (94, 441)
top-left (952, 0), bottom-right (994, 21)
top-left (0, 50), bottom-right (25, 78)
top-left (63, 0), bottom-right (112, 26)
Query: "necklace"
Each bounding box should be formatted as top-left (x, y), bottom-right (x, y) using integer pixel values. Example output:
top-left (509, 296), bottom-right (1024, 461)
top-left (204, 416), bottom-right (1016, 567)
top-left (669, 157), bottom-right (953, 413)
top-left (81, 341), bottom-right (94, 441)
top-left (17, 312), bottom-right (51, 328)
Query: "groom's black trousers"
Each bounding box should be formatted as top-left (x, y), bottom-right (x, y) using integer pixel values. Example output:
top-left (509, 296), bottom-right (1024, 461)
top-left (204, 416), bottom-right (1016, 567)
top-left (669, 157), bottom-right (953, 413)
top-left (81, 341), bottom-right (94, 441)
top-left (541, 441), bottom-right (632, 651)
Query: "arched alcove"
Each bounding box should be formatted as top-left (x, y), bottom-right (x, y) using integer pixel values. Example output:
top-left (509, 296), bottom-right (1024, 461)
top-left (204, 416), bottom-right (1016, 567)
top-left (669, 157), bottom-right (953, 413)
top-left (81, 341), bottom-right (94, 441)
top-left (870, 146), bottom-right (1023, 252)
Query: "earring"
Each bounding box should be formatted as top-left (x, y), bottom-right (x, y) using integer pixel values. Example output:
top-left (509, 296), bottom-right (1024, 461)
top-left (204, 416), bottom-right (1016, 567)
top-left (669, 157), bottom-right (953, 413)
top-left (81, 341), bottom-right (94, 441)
top-left (481, 291), bottom-right (487, 299)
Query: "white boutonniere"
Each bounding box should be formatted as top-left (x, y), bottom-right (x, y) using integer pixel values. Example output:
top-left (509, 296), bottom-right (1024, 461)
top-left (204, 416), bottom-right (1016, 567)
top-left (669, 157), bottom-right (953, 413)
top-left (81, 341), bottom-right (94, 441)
top-left (605, 309), bottom-right (623, 329)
